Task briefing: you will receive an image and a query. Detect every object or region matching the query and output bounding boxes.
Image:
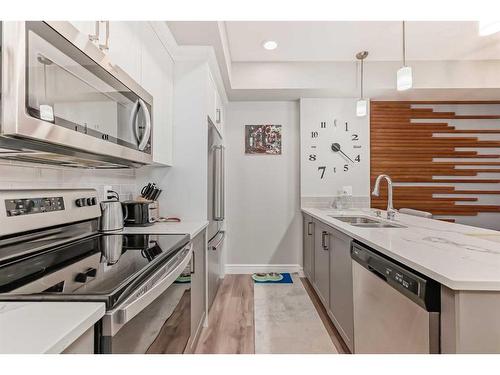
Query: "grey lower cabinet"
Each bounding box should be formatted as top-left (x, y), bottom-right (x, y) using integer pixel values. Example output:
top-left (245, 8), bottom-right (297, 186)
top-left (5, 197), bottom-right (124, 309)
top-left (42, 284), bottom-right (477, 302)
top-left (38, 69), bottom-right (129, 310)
top-left (306, 217), bottom-right (354, 352)
top-left (189, 230), bottom-right (207, 351)
top-left (303, 214), bottom-right (315, 281)
top-left (313, 220), bottom-right (331, 307)
top-left (328, 228), bottom-right (354, 352)
top-left (62, 327), bottom-right (94, 354)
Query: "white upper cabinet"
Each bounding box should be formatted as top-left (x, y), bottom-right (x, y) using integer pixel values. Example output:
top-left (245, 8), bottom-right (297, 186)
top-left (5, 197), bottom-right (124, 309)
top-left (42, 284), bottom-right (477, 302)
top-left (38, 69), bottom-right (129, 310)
top-left (138, 23), bottom-right (174, 166)
top-left (67, 21), bottom-right (174, 166)
top-left (69, 21), bottom-right (96, 38)
top-left (207, 72), bottom-right (224, 135)
top-left (106, 22), bottom-right (142, 84)
top-left (69, 21), bottom-right (141, 82)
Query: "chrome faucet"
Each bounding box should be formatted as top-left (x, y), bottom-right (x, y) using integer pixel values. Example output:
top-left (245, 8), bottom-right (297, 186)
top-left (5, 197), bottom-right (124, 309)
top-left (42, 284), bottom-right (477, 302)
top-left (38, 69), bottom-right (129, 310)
top-left (372, 174), bottom-right (397, 220)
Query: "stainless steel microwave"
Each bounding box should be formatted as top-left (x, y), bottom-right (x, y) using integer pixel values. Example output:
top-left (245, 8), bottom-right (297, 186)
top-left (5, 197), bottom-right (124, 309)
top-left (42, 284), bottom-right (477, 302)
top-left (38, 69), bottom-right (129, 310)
top-left (0, 21), bottom-right (153, 168)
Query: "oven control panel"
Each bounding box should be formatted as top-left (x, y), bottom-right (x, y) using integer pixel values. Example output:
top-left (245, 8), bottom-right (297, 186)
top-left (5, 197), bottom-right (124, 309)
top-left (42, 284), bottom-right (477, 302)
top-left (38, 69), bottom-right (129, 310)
top-left (5, 196), bottom-right (65, 217)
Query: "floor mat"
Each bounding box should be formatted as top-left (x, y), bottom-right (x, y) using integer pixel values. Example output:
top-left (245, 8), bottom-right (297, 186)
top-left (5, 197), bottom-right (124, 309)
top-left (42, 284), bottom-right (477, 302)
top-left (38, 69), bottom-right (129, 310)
top-left (252, 272), bottom-right (293, 284)
top-left (253, 274), bottom-right (338, 354)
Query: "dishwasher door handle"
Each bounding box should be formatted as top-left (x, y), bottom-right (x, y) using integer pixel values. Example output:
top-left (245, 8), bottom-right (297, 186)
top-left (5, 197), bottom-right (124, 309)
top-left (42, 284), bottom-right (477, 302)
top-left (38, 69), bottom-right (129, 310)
top-left (368, 265), bottom-right (387, 281)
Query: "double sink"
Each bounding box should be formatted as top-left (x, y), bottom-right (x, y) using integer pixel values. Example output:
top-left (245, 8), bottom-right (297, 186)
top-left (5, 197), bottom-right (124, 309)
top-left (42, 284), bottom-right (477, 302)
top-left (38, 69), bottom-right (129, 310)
top-left (329, 215), bottom-right (406, 228)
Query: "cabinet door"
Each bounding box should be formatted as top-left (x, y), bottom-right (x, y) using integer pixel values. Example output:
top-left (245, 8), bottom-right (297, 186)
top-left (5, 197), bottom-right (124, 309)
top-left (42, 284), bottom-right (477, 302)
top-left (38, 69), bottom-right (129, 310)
top-left (303, 214), bottom-right (315, 281)
top-left (314, 221), bottom-right (330, 307)
top-left (69, 21), bottom-right (97, 38)
top-left (207, 73), bottom-right (218, 126)
top-left (139, 22), bottom-right (174, 166)
top-left (329, 228), bottom-right (354, 351)
top-left (107, 22), bottom-right (142, 83)
top-left (190, 230), bottom-right (207, 347)
top-left (215, 88), bottom-right (223, 130)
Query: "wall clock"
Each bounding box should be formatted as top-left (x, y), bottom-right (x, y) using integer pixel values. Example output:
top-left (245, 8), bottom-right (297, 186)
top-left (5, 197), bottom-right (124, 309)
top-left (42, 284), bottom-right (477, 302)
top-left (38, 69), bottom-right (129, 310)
top-left (300, 98), bottom-right (370, 198)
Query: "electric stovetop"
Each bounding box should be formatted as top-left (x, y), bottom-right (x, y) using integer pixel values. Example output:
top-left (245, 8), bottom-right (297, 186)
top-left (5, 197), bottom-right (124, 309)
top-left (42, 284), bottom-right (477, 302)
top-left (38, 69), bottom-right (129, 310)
top-left (0, 233), bottom-right (189, 308)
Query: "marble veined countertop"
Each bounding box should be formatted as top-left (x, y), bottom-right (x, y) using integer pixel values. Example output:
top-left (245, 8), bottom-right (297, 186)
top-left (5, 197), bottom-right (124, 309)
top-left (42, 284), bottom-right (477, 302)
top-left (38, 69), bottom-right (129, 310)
top-left (0, 302), bottom-right (104, 353)
top-left (302, 207), bottom-right (500, 291)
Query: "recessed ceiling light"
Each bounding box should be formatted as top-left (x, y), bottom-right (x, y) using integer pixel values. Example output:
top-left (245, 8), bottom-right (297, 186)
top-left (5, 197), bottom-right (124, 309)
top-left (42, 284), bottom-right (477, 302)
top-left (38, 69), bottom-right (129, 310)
top-left (479, 21), bottom-right (500, 36)
top-left (262, 40), bottom-right (278, 50)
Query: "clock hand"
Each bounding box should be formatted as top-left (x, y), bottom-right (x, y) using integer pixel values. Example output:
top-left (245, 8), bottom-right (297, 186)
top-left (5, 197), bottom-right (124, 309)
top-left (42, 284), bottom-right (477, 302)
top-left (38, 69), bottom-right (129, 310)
top-left (331, 142), bottom-right (354, 163)
top-left (339, 149), bottom-right (354, 163)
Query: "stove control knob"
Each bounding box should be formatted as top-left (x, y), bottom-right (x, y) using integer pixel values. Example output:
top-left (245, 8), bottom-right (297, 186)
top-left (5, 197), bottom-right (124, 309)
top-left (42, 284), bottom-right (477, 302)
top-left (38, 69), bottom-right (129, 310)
top-left (24, 199), bottom-right (35, 211)
top-left (86, 268), bottom-right (97, 277)
top-left (86, 198), bottom-right (93, 206)
top-left (75, 198), bottom-right (85, 207)
top-left (74, 273), bottom-right (87, 283)
top-left (91, 197), bottom-right (97, 206)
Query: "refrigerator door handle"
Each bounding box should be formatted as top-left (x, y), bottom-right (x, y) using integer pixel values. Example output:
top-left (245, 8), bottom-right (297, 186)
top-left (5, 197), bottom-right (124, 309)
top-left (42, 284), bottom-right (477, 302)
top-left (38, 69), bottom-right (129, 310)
top-left (214, 145), bottom-right (225, 221)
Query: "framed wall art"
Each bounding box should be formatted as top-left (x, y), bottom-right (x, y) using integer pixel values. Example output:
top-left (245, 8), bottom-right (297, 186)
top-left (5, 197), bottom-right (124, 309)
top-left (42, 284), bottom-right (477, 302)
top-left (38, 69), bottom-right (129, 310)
top-left (245, 125), bottom-right (282, 155)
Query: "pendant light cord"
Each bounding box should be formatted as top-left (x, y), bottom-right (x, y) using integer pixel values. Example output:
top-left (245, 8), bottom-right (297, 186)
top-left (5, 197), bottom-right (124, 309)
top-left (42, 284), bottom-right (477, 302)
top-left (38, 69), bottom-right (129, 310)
top-left (402, 21), bottom-right (406, 67)
top-left (360, 58), bottom-right (364, 99)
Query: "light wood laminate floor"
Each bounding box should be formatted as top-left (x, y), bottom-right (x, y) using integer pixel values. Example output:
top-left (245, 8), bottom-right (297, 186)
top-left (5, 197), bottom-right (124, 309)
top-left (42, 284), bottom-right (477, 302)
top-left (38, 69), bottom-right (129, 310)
top-left (195, 275), bottom-right (254, 354)
top-left (194, 275), bottom-right (349, 354)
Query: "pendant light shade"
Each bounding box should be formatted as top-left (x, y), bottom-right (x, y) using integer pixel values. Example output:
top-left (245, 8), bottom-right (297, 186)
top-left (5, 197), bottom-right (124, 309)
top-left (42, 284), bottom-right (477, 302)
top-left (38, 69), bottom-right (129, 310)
top-left (356, 99), bottom-right (368, 117)
top-left (397, 66), bottom-right (413, 91)
top-left (397, 21), bottom-right (412, 91)
top-left (355, 51), bottom-right (369, 117)
top-left (479, 21), bottom-right (500, 36)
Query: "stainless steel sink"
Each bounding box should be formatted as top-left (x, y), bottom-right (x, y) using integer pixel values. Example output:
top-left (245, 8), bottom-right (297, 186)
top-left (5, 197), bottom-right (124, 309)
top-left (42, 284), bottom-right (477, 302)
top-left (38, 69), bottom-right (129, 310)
top-left (328, 215), bottom-right (406, 228)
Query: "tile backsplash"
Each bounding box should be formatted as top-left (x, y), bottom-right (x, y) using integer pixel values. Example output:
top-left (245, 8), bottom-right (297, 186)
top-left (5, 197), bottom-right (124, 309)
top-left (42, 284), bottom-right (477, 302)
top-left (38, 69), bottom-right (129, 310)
top-left (0, 161), bottom-right (137, 201)
top-left (301, 196), bottom-right (371, 209)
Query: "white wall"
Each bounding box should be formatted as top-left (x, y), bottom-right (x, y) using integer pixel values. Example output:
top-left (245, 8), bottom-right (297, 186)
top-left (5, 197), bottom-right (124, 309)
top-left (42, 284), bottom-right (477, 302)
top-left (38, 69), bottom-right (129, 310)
top-left (136, 59), bottom-right (209, 220)
top-left (300, 98), bottom-right (370, 200)
top-left (225, 101), bottom-right (302, 271)
top-left (0, 162), bottom-right (137, 200)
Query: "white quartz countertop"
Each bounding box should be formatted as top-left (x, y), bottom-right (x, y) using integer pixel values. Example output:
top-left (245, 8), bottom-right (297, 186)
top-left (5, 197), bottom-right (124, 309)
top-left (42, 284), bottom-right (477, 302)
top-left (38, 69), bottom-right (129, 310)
top-left (123, 221), bottom-right (208, 239)
top-left (0, 302), bottom-right (104, 354)
top-left (302, 207), bottom-right (500, 291)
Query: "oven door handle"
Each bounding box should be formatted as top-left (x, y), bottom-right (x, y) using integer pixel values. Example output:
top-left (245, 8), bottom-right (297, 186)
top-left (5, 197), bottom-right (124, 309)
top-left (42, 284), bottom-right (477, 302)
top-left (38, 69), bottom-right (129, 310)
top-left (114, 244), bottom-right (192, 325)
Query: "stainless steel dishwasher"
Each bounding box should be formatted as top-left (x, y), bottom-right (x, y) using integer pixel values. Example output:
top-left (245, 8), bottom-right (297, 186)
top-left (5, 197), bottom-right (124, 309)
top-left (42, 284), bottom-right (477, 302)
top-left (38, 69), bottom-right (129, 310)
top-left (351, 242), bottom-right (441, 354)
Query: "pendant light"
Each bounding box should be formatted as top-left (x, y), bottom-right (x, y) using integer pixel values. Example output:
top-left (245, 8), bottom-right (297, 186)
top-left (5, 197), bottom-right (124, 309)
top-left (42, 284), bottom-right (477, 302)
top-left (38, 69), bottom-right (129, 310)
top-left (356, 51), bottom-right (368, 117)
top-left (479, 21), bottom-right (500, 36)
top-left (397, 21), bottom-right (413, 91)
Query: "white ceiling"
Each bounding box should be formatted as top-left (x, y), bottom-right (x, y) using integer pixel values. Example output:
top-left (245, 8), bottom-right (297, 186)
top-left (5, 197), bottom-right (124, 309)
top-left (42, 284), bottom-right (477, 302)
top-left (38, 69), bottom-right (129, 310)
top-left (167, 21), bottom-right (500, 101)
top-left (224, 21), bottom-right (500, 62)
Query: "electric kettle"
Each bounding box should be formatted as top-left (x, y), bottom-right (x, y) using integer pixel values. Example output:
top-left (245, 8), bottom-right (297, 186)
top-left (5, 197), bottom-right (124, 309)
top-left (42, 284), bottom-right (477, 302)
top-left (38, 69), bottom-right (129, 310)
top-left (99, 191), bottom-right (128, 232)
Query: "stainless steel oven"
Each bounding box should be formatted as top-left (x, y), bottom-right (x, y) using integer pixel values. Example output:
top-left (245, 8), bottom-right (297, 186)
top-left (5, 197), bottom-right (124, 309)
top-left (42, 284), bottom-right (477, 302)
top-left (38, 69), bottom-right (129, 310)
top-left (0, 189), bottom-right (194, 354)
top-left (101, 244), bottom-right (193, 354)
top-left (0, 21), bottom-right (153, 168)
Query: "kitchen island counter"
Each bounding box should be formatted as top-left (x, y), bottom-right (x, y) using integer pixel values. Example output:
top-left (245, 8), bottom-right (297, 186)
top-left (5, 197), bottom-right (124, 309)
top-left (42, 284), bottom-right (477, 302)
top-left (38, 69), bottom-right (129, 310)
top-left (302, 207), bottom-right (500, 291)
top-left (0, 301), bottom-right (104, 354)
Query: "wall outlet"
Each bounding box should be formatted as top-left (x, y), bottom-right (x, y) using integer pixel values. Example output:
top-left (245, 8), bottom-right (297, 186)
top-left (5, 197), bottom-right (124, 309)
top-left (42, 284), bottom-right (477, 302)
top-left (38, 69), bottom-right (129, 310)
top-left (103, 185), bottom-right (113, 200)
top-left (342, 186), bottom-right (353, 196)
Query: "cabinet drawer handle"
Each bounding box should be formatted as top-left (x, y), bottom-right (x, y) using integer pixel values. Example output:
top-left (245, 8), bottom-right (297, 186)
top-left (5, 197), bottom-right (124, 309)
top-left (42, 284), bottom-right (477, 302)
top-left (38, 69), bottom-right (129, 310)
top-left (307, 222), bottom-right (313, 236)
top-left (321, 231), bottom-right (329, 250)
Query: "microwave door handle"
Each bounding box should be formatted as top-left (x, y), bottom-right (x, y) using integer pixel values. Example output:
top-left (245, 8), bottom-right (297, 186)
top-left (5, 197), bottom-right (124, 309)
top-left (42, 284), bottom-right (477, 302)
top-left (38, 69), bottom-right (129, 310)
top-left (130, 100), bottom-right (141, 143)
top-left (137, 98), bottom-right (152, 151)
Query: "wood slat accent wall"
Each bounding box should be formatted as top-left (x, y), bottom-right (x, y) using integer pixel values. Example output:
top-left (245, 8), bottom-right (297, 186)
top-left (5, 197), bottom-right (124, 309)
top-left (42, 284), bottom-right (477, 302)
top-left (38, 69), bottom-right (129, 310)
top-left (370, 101), bottom-right (500, 222)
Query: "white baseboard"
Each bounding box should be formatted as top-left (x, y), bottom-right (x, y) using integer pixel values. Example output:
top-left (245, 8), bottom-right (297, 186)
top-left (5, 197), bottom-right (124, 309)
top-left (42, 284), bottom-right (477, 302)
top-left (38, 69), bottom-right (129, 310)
top-left (225, 264), bottom-right (303, 275)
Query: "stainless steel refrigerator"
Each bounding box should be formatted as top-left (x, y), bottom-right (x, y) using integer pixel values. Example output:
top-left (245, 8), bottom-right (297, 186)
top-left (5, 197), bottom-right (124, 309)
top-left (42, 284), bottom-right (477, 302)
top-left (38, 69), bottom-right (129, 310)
top-left (207, 123), bottom-right (225, 307)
